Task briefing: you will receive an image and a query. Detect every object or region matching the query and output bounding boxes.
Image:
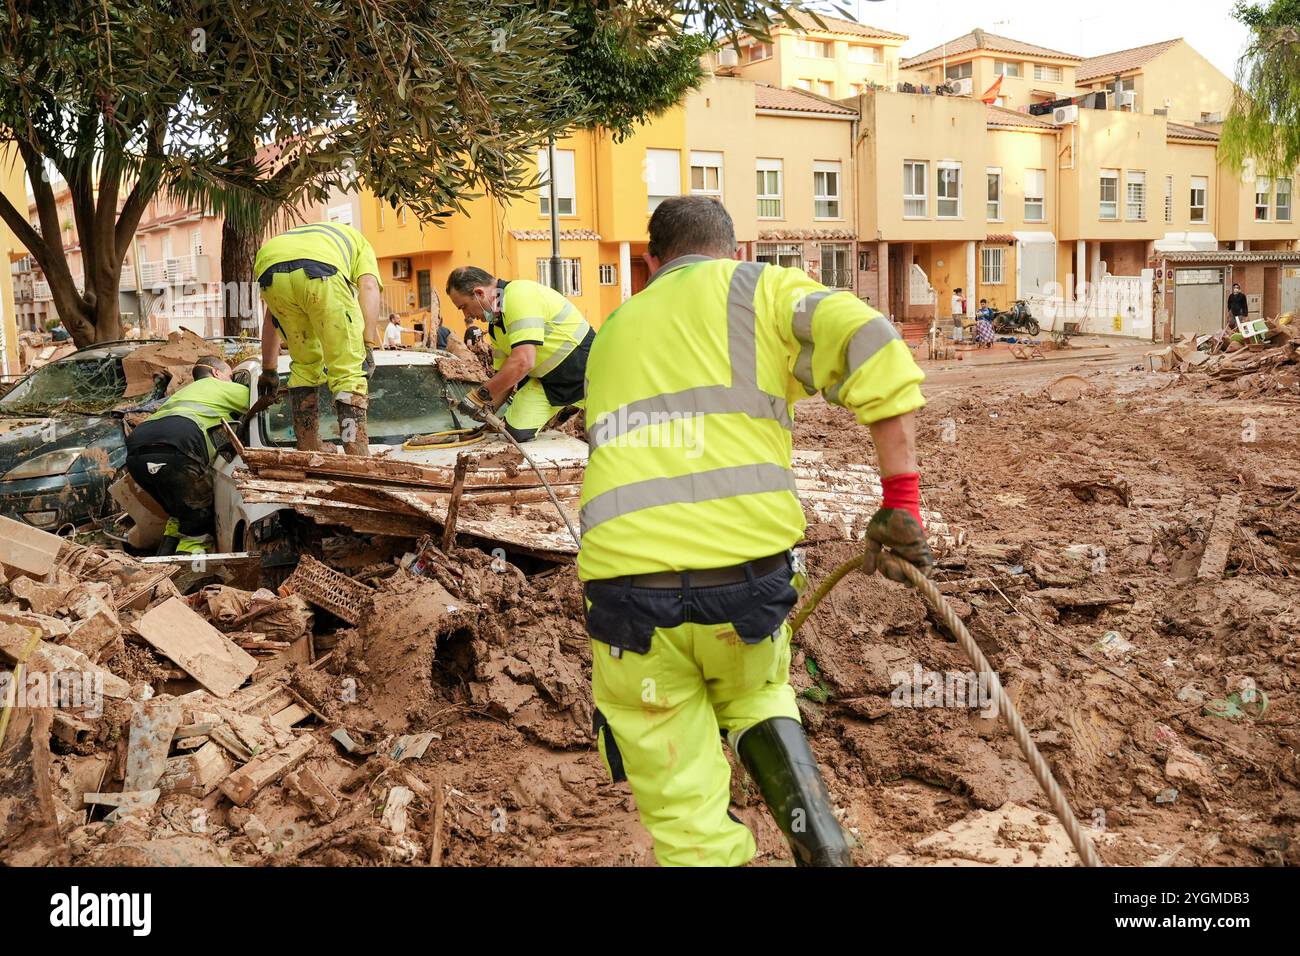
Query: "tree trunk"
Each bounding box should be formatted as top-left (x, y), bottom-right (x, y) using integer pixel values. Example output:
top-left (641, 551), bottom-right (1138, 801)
top-left (221, 217), bottom-right (261, 336)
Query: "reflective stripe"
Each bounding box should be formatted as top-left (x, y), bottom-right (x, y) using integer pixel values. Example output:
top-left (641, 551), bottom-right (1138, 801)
top-left (580, 462), bottom-right (797, 533)
top-left (533, 314), bottom-right (592, 378)
top-left (825, 317), bottom-right (902, 407)
top-left (159, 399), bottom-right (224, 418)
top-left (507, 316), bottom-right (546, 333)
top-left (286, 223), bottom-right (354, 262)
top-left (587, 260), bottom-right (792, 448)
top-left (726, 261), bottom-right (764, 387)
top-left (792, 290), bottom-right (835, 394)
top-left (587, 384), bottom-right (791, 449)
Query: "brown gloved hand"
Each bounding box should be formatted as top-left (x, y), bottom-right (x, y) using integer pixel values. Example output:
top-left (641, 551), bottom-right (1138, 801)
top-left (862, 507), bottom-right (935, 582)
top-left (256, 369), bottom-right (281, 403)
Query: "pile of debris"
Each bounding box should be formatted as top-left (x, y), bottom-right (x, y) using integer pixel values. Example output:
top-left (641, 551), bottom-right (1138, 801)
top-left (0, 510), bottom-right (585, 867)
top-left (1148, 325), bottom-right (1299, 398)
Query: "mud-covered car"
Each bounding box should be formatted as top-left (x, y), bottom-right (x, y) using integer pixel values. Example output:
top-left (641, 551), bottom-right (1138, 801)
top-left (0, 341), bottom-right (162, 531)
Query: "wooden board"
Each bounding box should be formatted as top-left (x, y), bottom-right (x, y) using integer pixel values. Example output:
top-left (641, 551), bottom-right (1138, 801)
top-left (0, 514), bottom-right (63, 578)
top-left (218, 735), bottom-right (316, 806)
top-left (132, 598), bottom-right (257, 698)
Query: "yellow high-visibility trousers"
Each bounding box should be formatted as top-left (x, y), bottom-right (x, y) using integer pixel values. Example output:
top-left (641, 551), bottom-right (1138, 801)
top-left (503, 378), bottom-right (583, 438)
top-left (262, 269), bottom-right (368, 400)
top-left (591, 620), bottom-right (801, 866)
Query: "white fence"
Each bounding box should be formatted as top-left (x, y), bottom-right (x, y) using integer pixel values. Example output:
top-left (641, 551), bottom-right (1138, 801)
top-left (1037, 270), bottom-right (1154, 338)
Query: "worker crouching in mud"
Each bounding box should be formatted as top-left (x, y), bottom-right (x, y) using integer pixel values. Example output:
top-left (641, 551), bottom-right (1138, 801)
top-left (124, 356), bottom-right (249, 555)
top-left (255, 222), bottom-right (385, 456)
top-left (577, 195), bottom-right (935, 866)
top-left (445, 266), bottom-right (593, 441)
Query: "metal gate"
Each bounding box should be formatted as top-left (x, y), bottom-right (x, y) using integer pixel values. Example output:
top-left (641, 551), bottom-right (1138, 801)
top-left (1174, 268), bottom-right (1225, 336)
top-left (1282, 267), bottom-right (1300, 316)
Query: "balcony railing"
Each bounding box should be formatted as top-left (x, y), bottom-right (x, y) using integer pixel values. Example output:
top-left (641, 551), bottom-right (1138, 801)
top-left (120, 269), bottom-right (137, 291)
top-left (139, 260), bottom-right (167, 287)
top-left (137, 254), bottom-right (212, 288)
top-left (820, 268), bottom-right (855, 290)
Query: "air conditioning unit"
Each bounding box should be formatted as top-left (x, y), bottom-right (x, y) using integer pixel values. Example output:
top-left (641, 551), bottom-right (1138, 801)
top-left (717, 47), bottom-right (739, 68)
top-left (1052, 104), bottom-right (1079, 125)
top-left (392, 258), bottom-right (411, 280)
top-left (949, 77), bottom-right (973, 97)
top-left (1119, 90), bottom-right (1136, 109)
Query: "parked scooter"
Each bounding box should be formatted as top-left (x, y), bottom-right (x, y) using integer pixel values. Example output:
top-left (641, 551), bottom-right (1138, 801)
top-left (993, 300), bottom-right (1041, 337)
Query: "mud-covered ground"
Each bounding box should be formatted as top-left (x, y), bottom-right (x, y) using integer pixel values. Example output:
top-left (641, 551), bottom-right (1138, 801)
top-left (24, 345), bottom-right (1300, 867)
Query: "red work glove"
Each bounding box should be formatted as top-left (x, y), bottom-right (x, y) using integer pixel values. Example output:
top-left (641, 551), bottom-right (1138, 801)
top-left (862, 472), bottom-right (935, 582)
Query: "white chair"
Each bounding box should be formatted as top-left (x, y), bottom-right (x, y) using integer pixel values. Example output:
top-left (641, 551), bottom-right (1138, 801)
top-left (1235, 316), bottom-right (1270, 344)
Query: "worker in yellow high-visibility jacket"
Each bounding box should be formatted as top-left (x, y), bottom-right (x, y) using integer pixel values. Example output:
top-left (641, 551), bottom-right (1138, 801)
top-left (255, 222), bottom-right (384, 456)
top-left (578, 195), bottom-right (934, 867)
top-left (445, 266), bottom-right (593, 441)
top-left (125, 356), bottom-right (249, 555)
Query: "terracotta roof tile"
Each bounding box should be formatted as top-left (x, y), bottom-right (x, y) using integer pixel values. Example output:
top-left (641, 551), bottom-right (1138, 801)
top-left (754, 85), bottom-right (857, 116)
top-left (901, 29), bottom-right (1081, 70)
top-left (985, 104), bottom-right (1056, 130)
top-left (779, 11), bottom-right (907, 41)
top-left (757, 228), bottom-right (857, 241)
top-left (1166, 122), bottom-right (1219, 142)
top-left (509, 229), bottom-right (601, 241)
top-left (1077, 38), bottom-right (1181, 82)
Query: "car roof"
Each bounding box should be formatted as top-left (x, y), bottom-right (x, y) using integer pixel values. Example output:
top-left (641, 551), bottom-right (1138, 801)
top-left (58, 339), bottom-right (165, 361)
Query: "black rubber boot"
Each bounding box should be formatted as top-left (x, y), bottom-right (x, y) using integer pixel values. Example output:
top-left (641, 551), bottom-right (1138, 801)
top-left (335, 399), bottom-right (369, 457)
top-left (737, 716), bottom-right (853, 867)
top-left (289, 386), bottom-right (324, 452)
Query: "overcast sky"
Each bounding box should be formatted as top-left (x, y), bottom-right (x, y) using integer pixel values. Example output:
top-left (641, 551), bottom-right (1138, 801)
top-left (826, 0), bottom-right (1252, 79)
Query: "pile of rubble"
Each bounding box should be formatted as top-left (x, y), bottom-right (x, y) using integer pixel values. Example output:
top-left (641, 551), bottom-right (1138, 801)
top-left (0, 508), bottom-right (589, 867)
top-left (1148, 324), bottom-right (1300, 399)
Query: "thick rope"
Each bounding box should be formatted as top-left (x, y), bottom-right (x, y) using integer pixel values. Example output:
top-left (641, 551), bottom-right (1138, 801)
top-left (792, 553), bottom-right (1104, 868)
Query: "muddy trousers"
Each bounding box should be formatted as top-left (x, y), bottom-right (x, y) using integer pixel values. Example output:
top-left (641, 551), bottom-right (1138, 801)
top-left (260, 266), bottom-right (369, 402)
top-left (590, 614), bottom-right (803, 866)
top-left (125, 449), bottom-right (214, 538)
top-left (502, 377), bottom-right (583, 443)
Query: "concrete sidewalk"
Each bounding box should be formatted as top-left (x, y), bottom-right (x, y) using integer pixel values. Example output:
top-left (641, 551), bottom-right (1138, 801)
top-left (913, 336), bottom-right (1150, 371)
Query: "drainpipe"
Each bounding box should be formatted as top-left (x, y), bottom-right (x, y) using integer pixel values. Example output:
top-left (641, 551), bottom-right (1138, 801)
top-left (547, 135), bottom-right (563, 292)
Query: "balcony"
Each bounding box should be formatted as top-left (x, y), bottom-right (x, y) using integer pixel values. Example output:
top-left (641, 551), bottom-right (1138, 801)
top-left (165, 253), bottom-right (212, 284)
top-left (33, 279), bottom-right (51, 302)
top-left (139, 260), bottom-right (167, 288)
top-left (120, 269), bottom-right (136, 291)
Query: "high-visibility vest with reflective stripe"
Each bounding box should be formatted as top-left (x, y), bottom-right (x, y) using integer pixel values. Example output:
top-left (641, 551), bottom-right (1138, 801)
top-left (577, 255), bottom-right (925, 581)
top-left (489, 279), bottom-right (591, 379)
top-left (146, 378), bottom-right (250, 459)
top-left (253, 222), bottom-right (383, 291)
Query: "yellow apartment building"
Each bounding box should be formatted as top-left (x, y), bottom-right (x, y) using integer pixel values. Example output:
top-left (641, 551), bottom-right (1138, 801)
top-left (1, 147), bottom-right (27, 375)
top-left (1076, 39), bottom-right (1236, 126)
top-left (362, 108), bottom-right (688, 337)
top-left (729, 11), bottom-right (908, 100)
top-left (899, 29), bottom-right (1083, 111)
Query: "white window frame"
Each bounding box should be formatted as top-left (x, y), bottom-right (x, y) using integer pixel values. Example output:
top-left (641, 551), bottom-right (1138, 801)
top-left (813, 160), bottom-right (842, 219)
top-left (1126, 170), bottom-right (1146, 221)
top-left (1256, 176), bottom-right (1271, 221)
top-left (796, 38), bottom-right (832, 58)
top-left (819, 242), bottom-right (853, 289)
top-left (904, 160), bottom-right (928, 218)
top-left (538, 148), bottom-right (577, 217)
top-left (1277, 177), bottom-right (1292, 222)
top-left (986, 167), bottom-right (1003, 221)
top-left (645, 148), bottom-right (682, 213)
top-left (689, 150), bottom-right (723, 200)
top-left (1099, 168), bottom-right (1120, 220)
top-left (1033, 64), bottom-right (1062, 82)
top-left (993, 60), bottom-right (1022, 77)
top-left (1164, 175), bottom-right (1173, 224)
top-left (937, 162), bottom-right (962, 219)
top-left (847, 44), bottom-right (882, 64)
top-left (1024, 168), bottom-right (1045, 222)
top-left (754, 241), bottom-right (803, 269)
top-left (757, 158), bottom-right (784, 219)
top-left (981, 246), bottom-right (1005, 285)
top-left (1190, 176), bottom-right (1208, 223)
top-left (598, 263), bottom-right (617, 286)
top-left (537, 257), bottom-right (582, 296)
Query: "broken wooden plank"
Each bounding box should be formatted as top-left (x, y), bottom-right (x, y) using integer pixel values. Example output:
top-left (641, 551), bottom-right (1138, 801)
top-left (218, 734), bottom-right (316, 806)
top-left (84, 788), bottom-right (160, 809)
top-left (132, 597), bottom-right (257, 698)
top-left (122, 699), bottom-right (183, 792)
top-left (0, 514), bottom-right (63, 579)
top-left (1197, 494), bottom-right (1242, 580)
top-left (269, 704), bottom-right (309, 730)
top-left (0, 624), bottom-right (129, 699)
top-left (158, 742), bottom-right (234, 797)
top-left (381, 786), bottom-right (414, 834)
top-left (441, 454), bottom-right (473, 552)
top-left (283, 767), bottom-right (340, 821)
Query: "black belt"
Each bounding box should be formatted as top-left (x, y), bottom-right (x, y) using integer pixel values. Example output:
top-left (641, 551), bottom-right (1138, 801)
top-left (603, 552), bottom-right (789, 590)
top-left (257, 259), bottom-right (339, 288)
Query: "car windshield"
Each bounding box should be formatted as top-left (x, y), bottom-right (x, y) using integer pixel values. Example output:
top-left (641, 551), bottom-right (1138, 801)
top-left (0, 354), bottom-right (127, 415)
top-left (263, 363), bottom-right (478, 446)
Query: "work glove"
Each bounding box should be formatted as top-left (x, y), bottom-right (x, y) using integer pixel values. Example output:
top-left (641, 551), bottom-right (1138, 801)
top-left (256, 369), bottom-right (281, 404)
top-left (363, 346), bottom-right (375, 380)
top-left (456, 385), bottom-right (494, 422)
top-left (862, 472), bottom-right (935, 582)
